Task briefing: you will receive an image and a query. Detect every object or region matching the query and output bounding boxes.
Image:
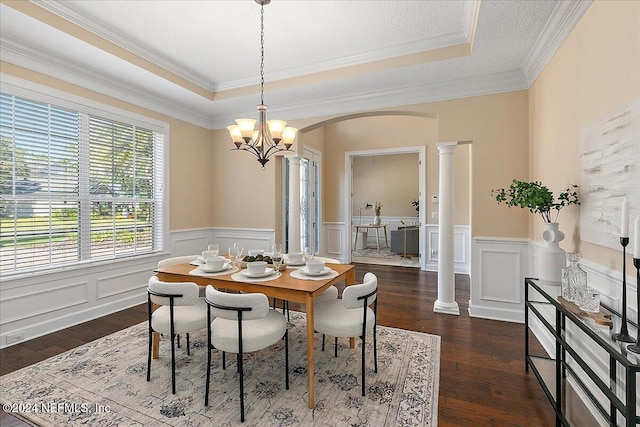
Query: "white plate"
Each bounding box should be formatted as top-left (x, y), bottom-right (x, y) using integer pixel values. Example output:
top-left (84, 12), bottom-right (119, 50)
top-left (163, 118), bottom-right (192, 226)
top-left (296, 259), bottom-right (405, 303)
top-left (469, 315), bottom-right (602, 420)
top-left (197, 256), bottom-right (206, 264)
top-left (241, 267), bottom-right (275, 278)
top-left (299, 266), bottom-right (331, 276)
top-left (199, 263), bottom-right (231, 273)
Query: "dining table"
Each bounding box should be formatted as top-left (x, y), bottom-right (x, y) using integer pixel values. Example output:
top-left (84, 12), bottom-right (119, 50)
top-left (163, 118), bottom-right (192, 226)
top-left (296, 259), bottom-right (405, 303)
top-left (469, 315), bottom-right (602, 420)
top-left (153, 261), bottom-right (356, 409)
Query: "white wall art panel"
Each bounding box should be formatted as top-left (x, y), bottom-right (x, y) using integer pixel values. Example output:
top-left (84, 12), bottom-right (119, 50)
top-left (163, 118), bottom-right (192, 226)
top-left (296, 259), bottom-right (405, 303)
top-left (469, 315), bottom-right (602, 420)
top-left (580, 99), bottom-right (640, 250)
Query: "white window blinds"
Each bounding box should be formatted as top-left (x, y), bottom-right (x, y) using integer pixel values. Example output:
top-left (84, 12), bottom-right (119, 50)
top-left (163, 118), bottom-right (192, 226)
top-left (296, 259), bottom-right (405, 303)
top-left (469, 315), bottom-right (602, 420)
top-left (0, 92), bottom-right (165, 274)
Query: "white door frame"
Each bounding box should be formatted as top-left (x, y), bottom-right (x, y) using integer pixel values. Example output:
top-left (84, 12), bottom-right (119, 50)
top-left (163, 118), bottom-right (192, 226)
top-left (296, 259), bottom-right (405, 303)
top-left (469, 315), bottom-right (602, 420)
top-left (344, 145), bottom-right (427, 269)
top-left (301, 146), bottom-right (322, 254)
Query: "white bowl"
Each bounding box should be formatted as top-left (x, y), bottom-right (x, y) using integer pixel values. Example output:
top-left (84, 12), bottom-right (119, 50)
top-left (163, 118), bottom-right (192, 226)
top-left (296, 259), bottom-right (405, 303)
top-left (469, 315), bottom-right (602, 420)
top-left (202, 250), bottom-right (216, 261)
top-left (205, 256), bottom-right (226, 270)
top-left (305, 259), bottom-right (325, 274)
top-left (247, 261), bottom-right (267, 275)
top-left (287, 252), bottom-right (304, 264)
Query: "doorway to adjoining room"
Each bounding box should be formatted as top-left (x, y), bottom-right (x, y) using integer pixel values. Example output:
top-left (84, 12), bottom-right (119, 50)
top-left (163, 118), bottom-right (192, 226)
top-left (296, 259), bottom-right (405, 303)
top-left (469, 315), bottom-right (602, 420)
top-left (351, 152), bottom-right (421, 268)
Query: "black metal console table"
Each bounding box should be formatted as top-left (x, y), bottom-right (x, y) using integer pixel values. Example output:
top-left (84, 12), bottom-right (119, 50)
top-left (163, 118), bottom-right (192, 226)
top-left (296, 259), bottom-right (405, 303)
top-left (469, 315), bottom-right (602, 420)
top-left (525, 278), bottom-right (639, 426)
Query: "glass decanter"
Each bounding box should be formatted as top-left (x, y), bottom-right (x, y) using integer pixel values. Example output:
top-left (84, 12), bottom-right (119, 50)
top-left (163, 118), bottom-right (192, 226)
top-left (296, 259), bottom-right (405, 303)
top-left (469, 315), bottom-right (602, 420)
top-left (562, 252), bottom-right (588, 306)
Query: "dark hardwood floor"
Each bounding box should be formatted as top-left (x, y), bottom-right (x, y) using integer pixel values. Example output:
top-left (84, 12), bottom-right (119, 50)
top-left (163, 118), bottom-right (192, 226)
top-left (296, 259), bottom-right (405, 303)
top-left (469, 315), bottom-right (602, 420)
top-left (0, 263), bottom-right (554, 426)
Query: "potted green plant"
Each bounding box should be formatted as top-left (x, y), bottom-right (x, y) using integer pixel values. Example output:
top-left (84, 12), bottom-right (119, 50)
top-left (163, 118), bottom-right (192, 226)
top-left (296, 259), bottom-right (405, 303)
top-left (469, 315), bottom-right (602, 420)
top-left (491, 179), bottom-right (580, 223)
top-left (411, 199), bottom-right (419, 216)
top-left (492, 179), bottom-right (580, 283)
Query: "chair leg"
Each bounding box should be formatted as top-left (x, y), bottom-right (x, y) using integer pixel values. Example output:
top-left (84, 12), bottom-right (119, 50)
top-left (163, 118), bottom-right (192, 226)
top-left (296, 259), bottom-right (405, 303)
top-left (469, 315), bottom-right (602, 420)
top-left (334, 337), bottom-right (338, 357)
top-left (177, 334), bottom-right (181, 349)
top-left (361, 333), bottom-right (366, 396)
top-left (147, 328), bottom-right (152, 382)
top-left (186, 333), bottom-right (191, 356)
top-left (171, 333), bottom-right (177, 394)
top-left (205, 341), bottom-right (212, 406)
top-left (373, 324), bottom-right (378, 373)
top-left (239, 350), bottom-right (245, 423)
top-left (222, 351), bottom-right (226, 370)
top-left (322, 334), bottom-right (325, 352)
top-left (285, 329), bottom-right (289, 390)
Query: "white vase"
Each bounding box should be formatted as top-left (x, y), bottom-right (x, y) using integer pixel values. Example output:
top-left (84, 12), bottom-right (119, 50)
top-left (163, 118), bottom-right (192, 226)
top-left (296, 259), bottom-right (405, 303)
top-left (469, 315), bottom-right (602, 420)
top-left (537, 222), bottom-right (566, 284)
top-left (374, 215), bottom-right (381, 226)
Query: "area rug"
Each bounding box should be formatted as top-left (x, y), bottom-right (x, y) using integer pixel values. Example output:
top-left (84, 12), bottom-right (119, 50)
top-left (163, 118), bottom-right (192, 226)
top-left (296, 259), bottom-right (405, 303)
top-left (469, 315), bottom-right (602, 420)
top-left (352, 247), bottom-right (420, 268)
top-left (0, 311), bottom-right (440, 426)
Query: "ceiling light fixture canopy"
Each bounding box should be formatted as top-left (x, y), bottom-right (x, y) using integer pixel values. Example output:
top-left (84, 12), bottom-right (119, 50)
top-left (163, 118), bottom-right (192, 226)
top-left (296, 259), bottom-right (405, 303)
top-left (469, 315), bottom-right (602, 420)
top-left (227, 0), bottom-right (297, 169)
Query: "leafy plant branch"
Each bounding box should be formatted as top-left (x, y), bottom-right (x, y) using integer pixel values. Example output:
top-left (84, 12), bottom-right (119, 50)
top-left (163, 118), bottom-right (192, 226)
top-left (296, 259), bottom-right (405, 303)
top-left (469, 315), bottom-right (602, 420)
top-left (492, 179), bottom-right (580, 223)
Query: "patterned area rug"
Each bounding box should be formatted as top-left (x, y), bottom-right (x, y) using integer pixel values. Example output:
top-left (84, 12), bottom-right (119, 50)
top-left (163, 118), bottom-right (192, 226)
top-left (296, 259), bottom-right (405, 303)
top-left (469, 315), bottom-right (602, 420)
top-left (352, 247), bottom-right (420, 268)
top-left (0, 311), bottom-right (440, 426)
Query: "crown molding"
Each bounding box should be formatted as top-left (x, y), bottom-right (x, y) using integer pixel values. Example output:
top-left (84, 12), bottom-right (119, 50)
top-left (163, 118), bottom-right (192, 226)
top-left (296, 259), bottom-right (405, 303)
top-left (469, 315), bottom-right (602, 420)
top-left (523, 0), bottom-right (593, 86)
top-left (209, 70), bottom-right (529, 129)
top-left (0, 35), bottom-right (213, 129)
top-left (32, 0), bottom-right (215, 91)
top-left (35, 0), bottom-right (475, 94)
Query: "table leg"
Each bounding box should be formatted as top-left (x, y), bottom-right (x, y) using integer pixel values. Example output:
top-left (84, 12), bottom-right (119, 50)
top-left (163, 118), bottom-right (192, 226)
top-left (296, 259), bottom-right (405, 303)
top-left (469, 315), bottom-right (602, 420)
top-left (345, 269), bottom-right (357, 349)
top-left (384, 225), bottom-right (389, 247)
top-left (375, 228), bottom-right (380, 251)
top-left (153, 332), bottom-right (160, 359)
top-left (354, 228), bottom-right (359, 250)
top-left (306, 294), bottom-right (316, 408)
top-left (152, 300), bottom-right (160, 359)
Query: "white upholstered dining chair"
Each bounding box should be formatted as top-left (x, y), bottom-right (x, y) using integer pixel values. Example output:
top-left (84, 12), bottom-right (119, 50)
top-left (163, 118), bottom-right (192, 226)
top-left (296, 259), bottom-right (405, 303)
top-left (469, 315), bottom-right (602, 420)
top-left (314, 272), bottom-right (378, 396)
top-left (204, 285), bottom-right (289, 422)
top-left (146, 276), bottom-right (208, 394)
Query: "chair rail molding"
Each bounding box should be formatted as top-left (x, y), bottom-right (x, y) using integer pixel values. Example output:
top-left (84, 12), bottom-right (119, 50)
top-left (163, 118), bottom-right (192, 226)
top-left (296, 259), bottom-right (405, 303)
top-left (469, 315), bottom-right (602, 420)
top-left (0, 226), bottom-right (274, 349)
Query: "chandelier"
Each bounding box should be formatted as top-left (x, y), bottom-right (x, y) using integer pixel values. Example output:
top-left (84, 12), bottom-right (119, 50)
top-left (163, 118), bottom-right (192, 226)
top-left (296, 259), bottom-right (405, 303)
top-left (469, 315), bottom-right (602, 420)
top-left (227, 0), bottom-right (297, 169)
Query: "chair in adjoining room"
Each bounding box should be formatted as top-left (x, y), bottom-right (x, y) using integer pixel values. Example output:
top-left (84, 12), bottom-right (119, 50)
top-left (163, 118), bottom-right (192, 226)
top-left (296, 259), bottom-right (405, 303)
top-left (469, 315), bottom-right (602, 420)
top-left (314, 272), bottom-right (378, 396)
top-left (147, 276), bottom-right (208, 394)
top-left (204, 285), bottom-right (289, 422)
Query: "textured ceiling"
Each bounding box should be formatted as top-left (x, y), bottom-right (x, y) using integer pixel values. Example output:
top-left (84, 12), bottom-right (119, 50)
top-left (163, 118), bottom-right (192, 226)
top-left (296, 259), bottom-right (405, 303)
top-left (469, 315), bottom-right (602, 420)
top-left (0, 0), bottom-right (591, 130)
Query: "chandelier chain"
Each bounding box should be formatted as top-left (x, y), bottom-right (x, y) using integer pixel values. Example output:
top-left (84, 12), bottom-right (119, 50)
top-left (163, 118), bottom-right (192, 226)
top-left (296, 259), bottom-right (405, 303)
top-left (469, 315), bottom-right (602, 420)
top-left (260, 3), bottom-right (265, 106)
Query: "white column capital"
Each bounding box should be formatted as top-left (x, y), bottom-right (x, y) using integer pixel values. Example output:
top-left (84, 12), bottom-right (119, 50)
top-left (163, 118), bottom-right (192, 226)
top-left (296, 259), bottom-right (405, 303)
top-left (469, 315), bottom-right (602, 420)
top-left (286, 154), bottom-right (301, 164)
top-left (437, 142), bottom-right (458, 153)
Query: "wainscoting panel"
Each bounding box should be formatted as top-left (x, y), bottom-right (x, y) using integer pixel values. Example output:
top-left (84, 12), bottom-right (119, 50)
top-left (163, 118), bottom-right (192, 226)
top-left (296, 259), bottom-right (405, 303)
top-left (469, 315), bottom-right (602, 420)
top-left (0, 228), bottom-right (197, 347)
top-left (210, 228), bottom-right (275, 254)
top-left (96, 267), bottom-right (155, 300)
top-left (0, 281), bottom-right (89, 325)
top-left (424, 224), bottom-right (470, 275)
top-left (469, 237), bottom-right (529, 323)
top-left (323, 222), bottom-right (346, 262)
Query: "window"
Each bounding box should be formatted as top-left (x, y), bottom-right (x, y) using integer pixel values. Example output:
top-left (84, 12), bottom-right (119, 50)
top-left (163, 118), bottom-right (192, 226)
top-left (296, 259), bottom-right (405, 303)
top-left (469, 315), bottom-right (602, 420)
top-left (0, 92), bottom-right (165, 274)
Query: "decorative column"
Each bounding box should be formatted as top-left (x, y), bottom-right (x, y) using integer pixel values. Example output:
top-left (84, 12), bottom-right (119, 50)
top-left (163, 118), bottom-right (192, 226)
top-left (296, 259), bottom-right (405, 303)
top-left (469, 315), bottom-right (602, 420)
top-left (287, 155), bottom-right (301, 253)
top-left (434, 142), bottom-right (460, 315)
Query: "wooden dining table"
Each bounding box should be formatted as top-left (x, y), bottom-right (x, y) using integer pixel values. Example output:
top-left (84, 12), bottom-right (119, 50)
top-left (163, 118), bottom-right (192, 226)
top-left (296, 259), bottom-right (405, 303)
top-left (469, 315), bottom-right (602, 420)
top-left (153, 261), bottom-right (356, 409)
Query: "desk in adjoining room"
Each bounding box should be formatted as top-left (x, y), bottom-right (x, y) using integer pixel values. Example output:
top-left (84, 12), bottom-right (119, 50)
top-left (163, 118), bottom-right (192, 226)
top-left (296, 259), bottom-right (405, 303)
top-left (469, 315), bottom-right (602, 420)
top-left (353, 224), bottom-right (388, 251)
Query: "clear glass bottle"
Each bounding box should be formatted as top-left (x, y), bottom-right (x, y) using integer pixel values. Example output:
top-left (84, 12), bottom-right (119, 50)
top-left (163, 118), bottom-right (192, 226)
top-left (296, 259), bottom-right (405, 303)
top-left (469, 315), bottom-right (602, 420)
top-left (563, 253), bottom-right (588, 306)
